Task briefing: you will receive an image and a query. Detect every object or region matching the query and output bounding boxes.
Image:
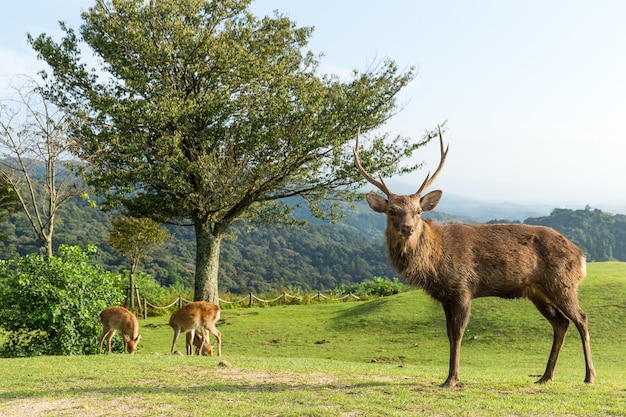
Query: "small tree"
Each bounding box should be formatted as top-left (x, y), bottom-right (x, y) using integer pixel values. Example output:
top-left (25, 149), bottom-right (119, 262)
top-left (0, 245), bottom-right (123, 357)
top-left (0, 76), bottom-right (87, 258)
top-left (108, 216), bottom-right (170, 309)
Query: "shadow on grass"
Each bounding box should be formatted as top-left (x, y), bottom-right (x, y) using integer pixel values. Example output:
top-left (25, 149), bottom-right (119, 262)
top-left (332, 297), bottom-right (389, 322)
top-left (0, 377), bottom-right (443, 401)
top-left (330, 292), bottom-right (443, 333)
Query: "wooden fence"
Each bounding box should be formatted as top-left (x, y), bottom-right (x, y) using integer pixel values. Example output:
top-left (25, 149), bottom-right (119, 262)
top-left (125, 287), bottom-right (360, 319)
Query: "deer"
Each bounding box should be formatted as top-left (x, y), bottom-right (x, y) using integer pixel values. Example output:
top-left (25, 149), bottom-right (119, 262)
top-left (353, 127), bottom-right (595, 388)
top-left (98, 306), bottom-right (141, 355)
top-left (169, 301), bottom-right (222, 357)
top-left (187, 331), bottom-right (214, 356)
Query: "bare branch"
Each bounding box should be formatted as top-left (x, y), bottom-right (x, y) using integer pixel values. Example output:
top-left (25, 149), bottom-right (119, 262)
top-left (0, 75), bottom-right (86, 256)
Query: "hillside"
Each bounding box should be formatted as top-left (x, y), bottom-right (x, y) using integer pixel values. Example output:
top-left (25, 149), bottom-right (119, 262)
top-left (0, 196), bottom-right (397, 292)
top-left (524, 207), bottom-right (626, 261)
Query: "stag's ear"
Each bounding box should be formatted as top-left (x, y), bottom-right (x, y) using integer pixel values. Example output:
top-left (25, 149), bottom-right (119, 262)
top-left (420, 190), bottom-right (442, 212)
top-left (366, 193), bottom-right (388, 213)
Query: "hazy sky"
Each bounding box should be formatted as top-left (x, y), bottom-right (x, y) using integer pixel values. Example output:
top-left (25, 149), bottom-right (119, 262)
top-left (2, 1), bottom-right (625, 208)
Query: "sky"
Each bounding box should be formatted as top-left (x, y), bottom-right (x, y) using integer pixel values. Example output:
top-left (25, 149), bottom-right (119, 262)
top-left (1, 1), bottom-right (625, 209)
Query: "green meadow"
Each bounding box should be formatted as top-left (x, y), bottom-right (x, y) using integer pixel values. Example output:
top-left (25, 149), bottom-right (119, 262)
top-left (1, 262), bottom-right (625, 416)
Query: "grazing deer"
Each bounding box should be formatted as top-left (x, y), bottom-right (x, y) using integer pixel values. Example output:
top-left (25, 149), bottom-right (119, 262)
top-left (187, 331), bottom-right (214, 356)
top-left (169, 301), bottom-right (222, 356)
top-left (353, 127), bottom-right (595, 388)
top-left (98, 306), bottom-right (141, 355)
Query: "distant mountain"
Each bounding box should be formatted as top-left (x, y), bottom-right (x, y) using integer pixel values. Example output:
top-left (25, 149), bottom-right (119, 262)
top-left (379, 177), bottom-right (624, 222)
top-left (355, 177), bottom-right (554, 223)
top-left (434, 193), bottom-right (553, 223)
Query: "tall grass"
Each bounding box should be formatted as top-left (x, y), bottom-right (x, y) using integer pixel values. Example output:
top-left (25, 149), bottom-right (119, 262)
top-left (0, 262), bottom-right (624, 416)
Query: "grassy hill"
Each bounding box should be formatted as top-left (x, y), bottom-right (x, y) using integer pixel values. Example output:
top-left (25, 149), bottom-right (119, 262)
top-left (1, 262), bottom-right (625, 416)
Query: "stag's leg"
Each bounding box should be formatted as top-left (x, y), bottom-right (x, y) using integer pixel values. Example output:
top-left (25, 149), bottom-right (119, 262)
top-left (528, 293), bottom-right (569, 383)
top-left (441, 299), bottom-right (471, 388)
top-left (551, 296), bottom-right (596, 384)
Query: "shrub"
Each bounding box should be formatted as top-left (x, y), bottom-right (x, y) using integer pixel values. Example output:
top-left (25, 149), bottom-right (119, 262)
top-left (0, 245), bottom-right (123, 356)
top-left (339, 276), bottom-right (410, 298)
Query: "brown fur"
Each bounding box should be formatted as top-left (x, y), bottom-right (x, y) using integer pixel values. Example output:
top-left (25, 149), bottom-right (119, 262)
top-left (365, 190), bottom-right (595, 387)
top-left (169, 301), bottom-right (222, 357)
top-left (98, 306), bottom-right (141, 355)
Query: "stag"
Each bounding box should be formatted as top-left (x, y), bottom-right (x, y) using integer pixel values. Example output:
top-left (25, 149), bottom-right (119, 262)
top-left (353, 127), bottom-right (595, 388)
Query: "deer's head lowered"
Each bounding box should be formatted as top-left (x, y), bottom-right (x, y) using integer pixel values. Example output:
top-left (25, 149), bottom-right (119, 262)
top-left (353, 127), bottom-right (449, 243)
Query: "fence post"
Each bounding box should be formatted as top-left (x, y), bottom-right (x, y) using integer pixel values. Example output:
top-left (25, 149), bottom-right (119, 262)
top-left (316, 290), bottom-right (322, 302)
top-left (143, 298), bottom-right (148, 320)
top-left (249, 292), bottom-right (253, 307)
top-left (178, 295), bottom-right (183, 309)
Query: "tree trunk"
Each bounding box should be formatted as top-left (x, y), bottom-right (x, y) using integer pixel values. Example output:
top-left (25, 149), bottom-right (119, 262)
top-left (44, 210), bottom-right (54, 258)
top-left (129, 260), bottom-right (138, 310)
top-left (194, 218), bottom-right (222, 305)
top-left (44, 234), bottom-right (53, 259)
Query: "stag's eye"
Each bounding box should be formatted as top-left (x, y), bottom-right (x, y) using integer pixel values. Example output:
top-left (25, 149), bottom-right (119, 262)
top-left (388, 207), bottom-right (403, 217)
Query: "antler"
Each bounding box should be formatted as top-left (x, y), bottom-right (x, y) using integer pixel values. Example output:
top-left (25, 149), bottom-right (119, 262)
top-left (415, 125), bottom-right (449, 196)
top-left (353, 129), bottom-right (393, 196)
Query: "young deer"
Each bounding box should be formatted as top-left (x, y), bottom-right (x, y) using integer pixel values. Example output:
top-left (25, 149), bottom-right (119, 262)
top-left (354, 127), bottom-right (595, 388)
top-left (187, 331), bottom-right (213, 356)
top-left (169, 301), bottom-right (222, 356)
top-left (98, 306), bottom-right (141, 355)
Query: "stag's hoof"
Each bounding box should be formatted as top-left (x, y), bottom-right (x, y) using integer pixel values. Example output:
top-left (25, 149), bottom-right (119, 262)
top-left (584, 369), bottom-right (596, 384)
top-left (535, 376), bottom-right (552, 384)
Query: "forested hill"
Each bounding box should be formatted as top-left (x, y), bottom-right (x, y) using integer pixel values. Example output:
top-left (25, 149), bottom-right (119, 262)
top-left (524, 207), bottom-right (626, 262)
top-left (1, 195), bottom-right (625, 293)
top-left (0, 196), bottom-right (398, 293)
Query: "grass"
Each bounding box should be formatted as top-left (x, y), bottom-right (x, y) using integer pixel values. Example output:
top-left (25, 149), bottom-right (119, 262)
top-left (1, 262), bottom-right (625, 416)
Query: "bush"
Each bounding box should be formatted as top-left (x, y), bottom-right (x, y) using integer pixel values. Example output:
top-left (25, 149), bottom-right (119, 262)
top-left (0, 245), bottom-right (123, 356)
top-left (339, 276), bottom-right (410, 298)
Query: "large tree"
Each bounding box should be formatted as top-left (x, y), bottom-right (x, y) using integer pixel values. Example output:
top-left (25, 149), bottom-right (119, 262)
top-left (30, 0), bottom-right (432, 304)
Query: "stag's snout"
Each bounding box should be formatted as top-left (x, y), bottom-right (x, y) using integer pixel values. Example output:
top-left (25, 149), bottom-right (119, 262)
top-left (401, 225), bottom-right (414, 236)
